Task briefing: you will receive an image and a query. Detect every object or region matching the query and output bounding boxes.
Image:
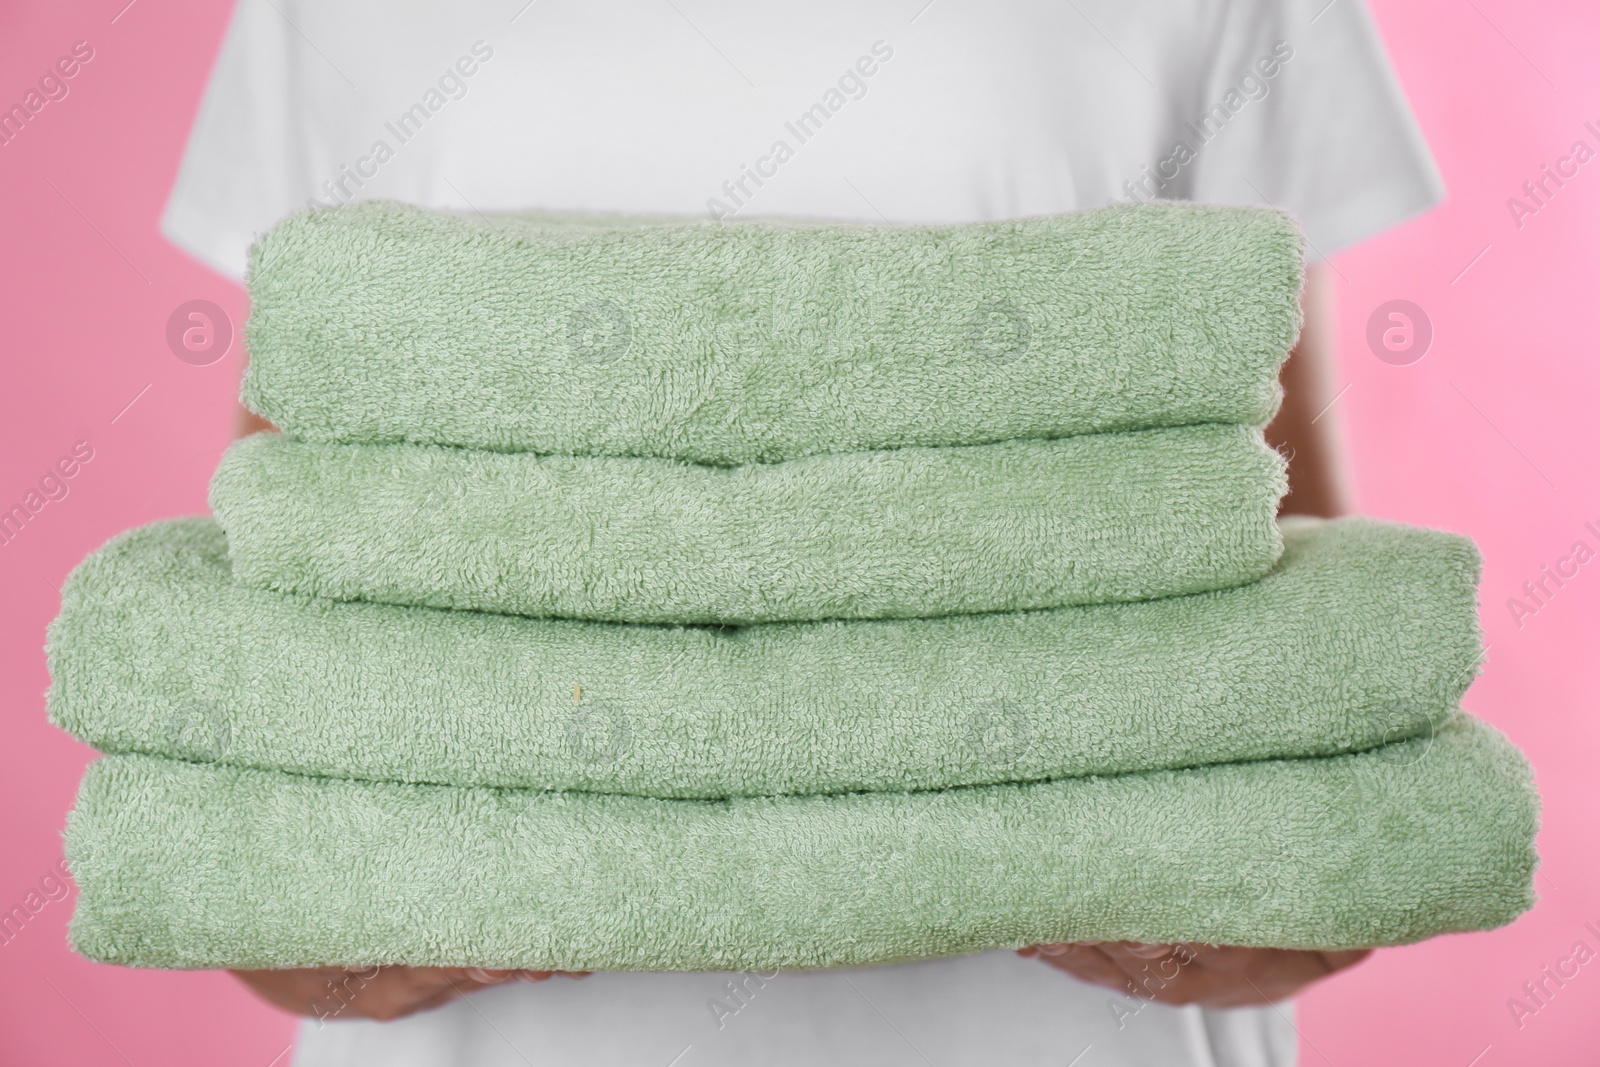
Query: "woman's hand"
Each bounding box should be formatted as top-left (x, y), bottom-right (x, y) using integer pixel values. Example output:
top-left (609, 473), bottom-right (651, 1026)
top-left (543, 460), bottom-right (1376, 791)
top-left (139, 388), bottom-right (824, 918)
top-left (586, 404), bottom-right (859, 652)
top-left (1017, 942), bottom-right (1371, 1008)
top-left (230, 965), bottom-right (589, 1022)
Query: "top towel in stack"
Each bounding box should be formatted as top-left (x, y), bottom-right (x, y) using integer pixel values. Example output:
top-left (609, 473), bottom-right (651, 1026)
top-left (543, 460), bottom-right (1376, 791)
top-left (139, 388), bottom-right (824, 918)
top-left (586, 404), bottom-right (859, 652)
top-left (242, 199), bottom-right (1303, 462)
top-left (218, 200), bottom-right (1301, 624)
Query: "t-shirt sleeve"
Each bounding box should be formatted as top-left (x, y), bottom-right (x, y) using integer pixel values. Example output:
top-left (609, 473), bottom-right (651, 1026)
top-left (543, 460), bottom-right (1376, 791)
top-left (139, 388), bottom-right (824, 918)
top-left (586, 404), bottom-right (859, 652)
top-left (160, 0), bottom-right (317, 280)
top-left (1182, 0), bottom-right (1445, 259)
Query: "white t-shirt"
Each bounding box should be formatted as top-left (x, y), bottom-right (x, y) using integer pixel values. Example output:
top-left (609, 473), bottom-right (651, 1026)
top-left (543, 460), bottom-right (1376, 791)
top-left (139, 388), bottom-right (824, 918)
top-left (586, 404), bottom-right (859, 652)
top-left (163, 2), bottom-right (1442, 1064)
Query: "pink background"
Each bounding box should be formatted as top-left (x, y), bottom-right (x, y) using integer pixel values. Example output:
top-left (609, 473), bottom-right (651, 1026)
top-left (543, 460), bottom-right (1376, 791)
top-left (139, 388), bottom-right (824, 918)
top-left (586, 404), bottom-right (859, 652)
top-left (1, 1), bottom-right (1595, 1063)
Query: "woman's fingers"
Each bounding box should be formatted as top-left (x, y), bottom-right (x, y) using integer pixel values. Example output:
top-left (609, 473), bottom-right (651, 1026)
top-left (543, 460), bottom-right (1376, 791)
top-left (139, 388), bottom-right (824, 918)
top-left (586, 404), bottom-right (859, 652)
top-left (1121, 942), bottom-right (1177, 960)
top-left (1029, 943), bottom-right (1143, 993)
top-left (230, 964), bottom-right (583, 1021)
top-left (1021, 943), bottom-right (1376, 1008)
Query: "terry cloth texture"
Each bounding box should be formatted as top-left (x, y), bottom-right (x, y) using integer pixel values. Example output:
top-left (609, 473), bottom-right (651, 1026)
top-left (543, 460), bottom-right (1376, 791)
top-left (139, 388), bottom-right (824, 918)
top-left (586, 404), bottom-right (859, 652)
top-left (209, 424), bottom-right (1288, 625)
top-left (48, 516), bottom-right (1483, 799)
top-left (64, 714), bottom-right (1537, 971)
top-left (241, 201), bottom-right (1304, 464)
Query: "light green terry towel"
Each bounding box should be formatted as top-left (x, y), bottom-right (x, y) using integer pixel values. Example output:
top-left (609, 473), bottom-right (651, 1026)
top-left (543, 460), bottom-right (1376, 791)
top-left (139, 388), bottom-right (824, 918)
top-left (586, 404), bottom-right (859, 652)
top-left (242, 201), bottom-right (1303, 464)
top-left (210, 425), bottom-right (1287, 625)
top-left (64, 714), bottom-right (1537, 971)
top-left (49, 517), bottom-right (1482, 799)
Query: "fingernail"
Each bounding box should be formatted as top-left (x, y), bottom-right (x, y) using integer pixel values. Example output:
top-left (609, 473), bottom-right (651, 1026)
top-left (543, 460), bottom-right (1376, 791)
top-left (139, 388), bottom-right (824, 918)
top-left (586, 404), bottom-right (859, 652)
top-left (1124, 943), bottom-right (1173, 959)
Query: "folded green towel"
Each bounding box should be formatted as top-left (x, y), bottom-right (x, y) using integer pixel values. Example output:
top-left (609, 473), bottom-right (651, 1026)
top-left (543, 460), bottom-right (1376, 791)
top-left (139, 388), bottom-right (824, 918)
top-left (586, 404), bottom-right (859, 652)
top-left (49, 516), bottom-right (1482, 799)
top-left (63, 714), bottom-right (1537, 971)
top-left (210, 425), bottom-right (1286, 625)
top-left (242, 201), bottom-right (1303, 464)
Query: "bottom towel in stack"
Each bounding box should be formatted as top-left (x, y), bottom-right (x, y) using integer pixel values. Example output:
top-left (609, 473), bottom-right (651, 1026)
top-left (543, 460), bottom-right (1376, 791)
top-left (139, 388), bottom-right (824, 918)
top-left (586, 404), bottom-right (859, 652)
top-left (66, 715), bottom-right (1534, 972)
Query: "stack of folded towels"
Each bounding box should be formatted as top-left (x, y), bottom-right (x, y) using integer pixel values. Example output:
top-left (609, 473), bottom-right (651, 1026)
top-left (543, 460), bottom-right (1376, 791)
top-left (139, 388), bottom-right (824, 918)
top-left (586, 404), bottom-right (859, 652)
top-left (49, 200), bottom-right (1537, 973)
